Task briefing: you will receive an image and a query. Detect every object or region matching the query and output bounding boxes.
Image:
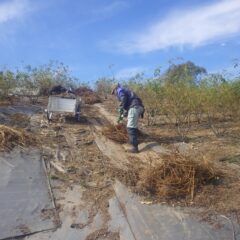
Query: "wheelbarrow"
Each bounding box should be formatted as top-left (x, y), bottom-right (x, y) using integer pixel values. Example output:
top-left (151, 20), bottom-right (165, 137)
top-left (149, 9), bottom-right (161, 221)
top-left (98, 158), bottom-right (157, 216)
top-left (46, 95), bottom-right (81, 121)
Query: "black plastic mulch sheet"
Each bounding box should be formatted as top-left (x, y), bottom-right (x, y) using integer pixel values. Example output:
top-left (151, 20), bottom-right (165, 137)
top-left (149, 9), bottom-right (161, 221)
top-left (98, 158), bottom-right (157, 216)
top-left (0, 148), bottom-right (56, 240)
top-left (112, 181), bottom-right (240, 240)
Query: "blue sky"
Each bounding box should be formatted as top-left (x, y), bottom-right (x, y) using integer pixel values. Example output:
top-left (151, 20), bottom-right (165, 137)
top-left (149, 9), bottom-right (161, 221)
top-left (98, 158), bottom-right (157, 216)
top-left (0, 0), bottom-right (239, 84)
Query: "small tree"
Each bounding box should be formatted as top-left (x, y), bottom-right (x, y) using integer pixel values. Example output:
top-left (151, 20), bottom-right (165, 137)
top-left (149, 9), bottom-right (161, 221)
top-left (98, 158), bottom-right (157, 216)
top-left (16, 61), bottom-right (77, 96)
top-left (164, 61), bottom-right (207, 86)
top-left (0, 70), bottom-right (16, 97)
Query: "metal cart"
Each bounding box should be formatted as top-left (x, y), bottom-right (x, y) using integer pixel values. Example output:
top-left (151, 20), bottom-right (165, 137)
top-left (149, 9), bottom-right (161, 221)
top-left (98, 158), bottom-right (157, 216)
top-left (46, 95), bottom-right (81, 121)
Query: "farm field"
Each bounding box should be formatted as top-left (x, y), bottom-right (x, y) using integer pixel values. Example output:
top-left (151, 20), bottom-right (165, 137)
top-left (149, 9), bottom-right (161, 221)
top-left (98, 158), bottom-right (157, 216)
top-left (0, 93), bottom-right (240, 240)
top-left (1, 0), bottom-right (240, 239)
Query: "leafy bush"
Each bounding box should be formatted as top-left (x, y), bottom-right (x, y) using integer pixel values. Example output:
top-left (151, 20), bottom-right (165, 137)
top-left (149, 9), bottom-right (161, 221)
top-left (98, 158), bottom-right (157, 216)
top-left (0, 70), bottom-right (16, 97)
top-left (0, 61), bottom-right (78, 98)
top-left (123, 61), bottom-right (240, 139)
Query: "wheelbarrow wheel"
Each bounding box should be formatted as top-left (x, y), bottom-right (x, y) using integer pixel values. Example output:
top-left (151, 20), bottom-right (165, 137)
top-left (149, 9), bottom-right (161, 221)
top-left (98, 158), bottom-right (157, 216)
top-left (47, 111), bottom-right (53, 121)
top-left (75, 113), bottom-right (80, 121)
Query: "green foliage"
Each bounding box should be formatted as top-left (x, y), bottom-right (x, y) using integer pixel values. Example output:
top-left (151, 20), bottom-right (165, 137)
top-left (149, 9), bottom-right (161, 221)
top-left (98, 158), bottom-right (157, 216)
top-left (1, 61), bottom-right (78, 97)
top-left (122, 61), bottom-right (240, 138)
top-left (24, 62), bottom-right (77, 95)
top-left (165, 61), bottom-right (207, 86)
top-left (0, 70), bottom-right (16, 97)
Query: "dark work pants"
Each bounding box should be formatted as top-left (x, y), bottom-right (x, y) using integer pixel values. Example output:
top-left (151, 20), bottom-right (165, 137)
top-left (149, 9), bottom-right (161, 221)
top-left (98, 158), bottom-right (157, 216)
top-left (127, 127), bottom-right (138, 147)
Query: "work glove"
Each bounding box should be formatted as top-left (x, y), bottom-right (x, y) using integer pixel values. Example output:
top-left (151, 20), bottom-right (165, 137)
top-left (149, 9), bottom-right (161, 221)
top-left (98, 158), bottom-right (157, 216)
top-left (117, 114), bottom-right (124, 123)
top-left (118, 107), bottom-right (124, 115)
top-left (123, 110), bottom-right (128, 117)
top-left (117, 108), bottom-right (124, 123)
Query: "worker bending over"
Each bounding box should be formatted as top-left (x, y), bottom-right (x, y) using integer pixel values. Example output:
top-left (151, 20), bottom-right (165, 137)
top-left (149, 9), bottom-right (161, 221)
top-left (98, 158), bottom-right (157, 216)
top-left (111, 84), bottom-right (144, 153)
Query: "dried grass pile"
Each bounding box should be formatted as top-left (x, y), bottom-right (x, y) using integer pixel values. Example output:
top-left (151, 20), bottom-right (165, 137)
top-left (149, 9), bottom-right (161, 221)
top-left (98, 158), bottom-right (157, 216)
top-left (102, 124), bottom-right (128, 143)
top-left (138, 154), bottom-right (223, 201)
top-left (75, 87), bottom-right (101, 104)
top-left (0, 125), bottom-right (37, 151)
top-left (0, 100), bottom-right (11, 106)
top-left (102, 123), bottom-right (147, 144)
top-left (75, 86), bottom-right (93, 95)
top-left (9, 113), bottom-right (30, 127)
top-left (0, 96), bottom-right (18, 106)
top-left (82, 94), bottom-right (101, 104)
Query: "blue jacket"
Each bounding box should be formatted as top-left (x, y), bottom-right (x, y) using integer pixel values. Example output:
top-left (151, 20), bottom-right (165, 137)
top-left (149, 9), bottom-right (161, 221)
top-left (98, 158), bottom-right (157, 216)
top-left (116, 86), bottom-right (144, 111)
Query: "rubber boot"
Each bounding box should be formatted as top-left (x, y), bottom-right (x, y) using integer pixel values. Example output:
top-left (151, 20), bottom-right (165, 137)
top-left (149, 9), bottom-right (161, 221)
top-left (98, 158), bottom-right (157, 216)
top-left (127, 127), bottom-right (139, 153)
top-left (130, 144), bottom-right (139, 153)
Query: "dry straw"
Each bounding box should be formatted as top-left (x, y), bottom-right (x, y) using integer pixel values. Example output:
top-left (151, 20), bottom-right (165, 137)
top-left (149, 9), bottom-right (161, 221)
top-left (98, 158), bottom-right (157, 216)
top-left (75, 87), bottom-right (101, 105)
top-left (102, 123), bottom-right (146, 144)
top-left (139, 154), bottom-right (223, 201)
top-left (102, 124), bottom-right (128, 143)
top-left (0, 125), bottom-right (37, 151)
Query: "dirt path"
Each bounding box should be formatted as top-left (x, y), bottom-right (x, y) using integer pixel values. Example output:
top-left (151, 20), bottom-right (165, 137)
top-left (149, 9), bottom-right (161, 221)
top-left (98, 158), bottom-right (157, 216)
top-left (95, 103), bottom-right (173, 162)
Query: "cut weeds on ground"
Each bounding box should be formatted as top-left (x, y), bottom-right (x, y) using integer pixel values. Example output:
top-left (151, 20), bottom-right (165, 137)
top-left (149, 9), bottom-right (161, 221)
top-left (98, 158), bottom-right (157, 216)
top-left (102, 123), bottom-right (147, 144)
top-left (75, 86), bottom-right (101, 105)
top-left (0, 125), bottom-right (37, 151)
top-left (137, 154), bottom-right (223, 201)
top-left (114, 153), bottom-right (240, 215)
top-left (102, 123), bottom-right (128, 144)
